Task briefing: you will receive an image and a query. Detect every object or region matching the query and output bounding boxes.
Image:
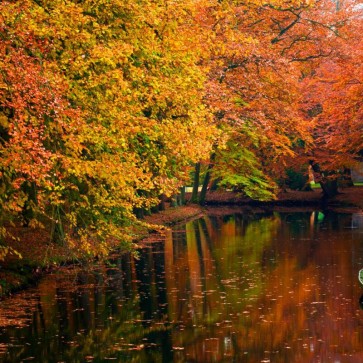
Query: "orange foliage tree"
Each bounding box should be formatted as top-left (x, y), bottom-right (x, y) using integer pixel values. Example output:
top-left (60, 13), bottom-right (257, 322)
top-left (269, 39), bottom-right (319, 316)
top-left (192, 0), bottom-right (360, 201)
top-left (0, 0), bottom-right (361, 258)
top-left (190, 0), bottom-right (319, 201)
top-left (300, 0), bottom-right (363, 196)
top-left (0, 0), bottom-right (215, 258)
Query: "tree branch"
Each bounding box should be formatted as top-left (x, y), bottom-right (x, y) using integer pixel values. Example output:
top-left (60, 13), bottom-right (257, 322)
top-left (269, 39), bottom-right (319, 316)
top-left (271, 13), bottom-right (301, 44)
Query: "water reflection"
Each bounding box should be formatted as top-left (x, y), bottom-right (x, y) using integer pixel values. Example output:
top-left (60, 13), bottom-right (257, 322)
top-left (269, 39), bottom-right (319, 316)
top-left (0, 210), bottom-right (363, 362)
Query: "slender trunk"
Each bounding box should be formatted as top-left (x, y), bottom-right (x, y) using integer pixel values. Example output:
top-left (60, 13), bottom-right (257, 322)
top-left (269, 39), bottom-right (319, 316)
top-left (199, 172), bottom-right (210, 205)
top-left (301, 181), bottom-right (313, 191)
top-left (179, 186), bottom-right (185, 206)
top-left (170, 195), bottom-right (178, 207)
top-left (191, 162), bottom-right (200, 203)
top-left (159, 194), bottom-right (166, 211)
top-left (199, 154), bottom-right (215, 205)
top-left (21, 181), bottom-right (37, 227)
top-left (210, 177), bottom-right (220, 191)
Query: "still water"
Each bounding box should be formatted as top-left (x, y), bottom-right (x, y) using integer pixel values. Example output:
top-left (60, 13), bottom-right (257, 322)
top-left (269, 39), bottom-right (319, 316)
top-left (1, 209), bottom-right (363, 362)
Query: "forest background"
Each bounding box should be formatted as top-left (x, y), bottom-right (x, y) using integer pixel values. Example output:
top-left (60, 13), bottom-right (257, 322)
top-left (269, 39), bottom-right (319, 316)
top-left (0, 0), bottom-right (362, 261)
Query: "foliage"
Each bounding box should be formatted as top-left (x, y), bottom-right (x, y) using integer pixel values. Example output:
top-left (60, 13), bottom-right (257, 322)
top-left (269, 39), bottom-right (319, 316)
top-left (0, 0), bottom-right (361, 257)
top-left (0, 0), bottom-right (215, 258)
top-left (299, 0), bottom-right (363, 186)
top-left (284, 167), bottom-right (311, 191)
top-left (191, 0), bottom-right (320, 200)
top-left (199, 0), bottom-right (361, 199)
top-left (212, 127), bottom-right (277, 201)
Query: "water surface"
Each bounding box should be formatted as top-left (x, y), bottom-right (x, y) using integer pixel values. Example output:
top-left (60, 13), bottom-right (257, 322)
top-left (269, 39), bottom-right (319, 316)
top-left (1, 210), bottom-right (363, 362)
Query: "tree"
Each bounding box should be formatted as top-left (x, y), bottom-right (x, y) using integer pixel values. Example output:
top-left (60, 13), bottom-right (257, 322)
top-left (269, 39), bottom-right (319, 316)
top-left (300, 0), bottom-right (363, 196)
top-left (189, 0), bottom-right (321, 202)
top-left (191, 0), bottom-right (360, 201)
top-left (0, 0), bottom-right (216, 257)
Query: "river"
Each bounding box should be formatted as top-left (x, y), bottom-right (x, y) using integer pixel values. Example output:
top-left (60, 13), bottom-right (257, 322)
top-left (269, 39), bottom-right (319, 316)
top-left (0, 209), bottom-right (363, 362)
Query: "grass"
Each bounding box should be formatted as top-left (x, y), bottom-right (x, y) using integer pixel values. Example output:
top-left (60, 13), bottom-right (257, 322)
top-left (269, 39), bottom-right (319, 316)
top-left (309, 182), bottom-right (363, 189)
top-left (310, 183), bottom-right (321, 189)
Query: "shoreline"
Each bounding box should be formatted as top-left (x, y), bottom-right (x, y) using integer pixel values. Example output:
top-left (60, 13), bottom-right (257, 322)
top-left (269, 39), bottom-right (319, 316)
top-left (1, 187), bottom-right (363, 298)
top-left (0, 205), bottom-right (205, 298)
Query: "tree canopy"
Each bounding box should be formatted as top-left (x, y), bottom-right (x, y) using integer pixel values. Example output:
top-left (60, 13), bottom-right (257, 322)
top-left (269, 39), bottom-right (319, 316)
top-left (0, 0), bottom-right (361, 257)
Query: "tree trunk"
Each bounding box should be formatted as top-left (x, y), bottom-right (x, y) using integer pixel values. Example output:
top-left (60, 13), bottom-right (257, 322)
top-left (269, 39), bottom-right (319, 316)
top-left (310, 161), bottom-right (339, 198)
top-left (320, 178), bottom-right (339, 198)
top-left (199, 154), bottom-right (215, 205)
top-left (21, 181), bottom-right (37, 227)
top-left (170, 195), bottom-right (178, 207)
top-left (210, 177), bottom-right (220, 191)
top-left (158, 194), bottom-right (166, 211)
top-left (179, 186), bottom-right (186, 206)
top-left (339, 168), bottom-right (354, 188)
top-left (191, 162), bottom-right (201, 203)
top-left (301, 181), bottom-right (313, 191)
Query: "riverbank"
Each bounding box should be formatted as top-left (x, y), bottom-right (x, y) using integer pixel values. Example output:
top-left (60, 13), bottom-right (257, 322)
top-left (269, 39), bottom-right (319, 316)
top-left (202, 186), bottom-right (363, 210)
top-left (1, 186), bottom-right (363, 297)
top-left (0, 204), bottom-right (204, 297)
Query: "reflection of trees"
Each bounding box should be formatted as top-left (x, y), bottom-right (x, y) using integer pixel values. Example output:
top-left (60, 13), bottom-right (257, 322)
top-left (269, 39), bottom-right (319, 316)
top-left (164, 214), bottom-right (285, 361)
top-left (1, 212), bottom-right (363, 362)
top-left (164, 212), bottom-right (363, 362)
top-left (1, 254), bottom-right (172, 362)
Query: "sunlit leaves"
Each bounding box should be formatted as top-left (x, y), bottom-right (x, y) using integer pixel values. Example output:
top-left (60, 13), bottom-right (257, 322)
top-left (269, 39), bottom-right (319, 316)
top-left (300, 0), bottom-right (363, 173)
top-left (193, 0), bottom-right (316, 199)
top-left (0, 0), bottom-right (360, 258)
top-left (0, 0), bottom-right (217, 257)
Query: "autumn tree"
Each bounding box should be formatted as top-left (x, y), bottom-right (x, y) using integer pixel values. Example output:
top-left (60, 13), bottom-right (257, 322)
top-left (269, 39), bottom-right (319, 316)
top-left (0, 0), bottom-right (215, 258)
top-left (189, 0), bottom-right (359, 202)
top-left (300, 0), bottom-right (363, 196)
top-left (1, 0), bottom-right (360, 261)
top-left (189, 0), bottom-right (317, 203)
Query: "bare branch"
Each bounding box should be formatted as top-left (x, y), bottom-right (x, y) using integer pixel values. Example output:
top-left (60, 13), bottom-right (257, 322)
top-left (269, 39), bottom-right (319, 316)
top-left (271, 13), bottom-right (301, 44)
top-left (290, 50), bottom-right (333, 62)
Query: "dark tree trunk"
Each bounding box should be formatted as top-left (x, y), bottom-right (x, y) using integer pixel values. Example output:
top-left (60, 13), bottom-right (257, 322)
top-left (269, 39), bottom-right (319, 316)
top-left (21, 181), bottom-right (37, 227)
top-left (210, 177), bottom-right (220, 191)
top-left (191, 162), bottom-right (201, 203)
top-left (301, 181), bottom-right (313, 191)
top-left (320, 178), bottom-right (339, 198)
top-left (170, 195), bottom-right (178, 207)
top-left (158, 194), bottom-right (166, 211)
top-left (179, 186), bottom-right (186, 206)
top-left (199, 154), bottom-right (215, 206)
top-left (310, 161), bottom-right (339, 198)
top-left (339, 168), bottom-right (354, 188)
